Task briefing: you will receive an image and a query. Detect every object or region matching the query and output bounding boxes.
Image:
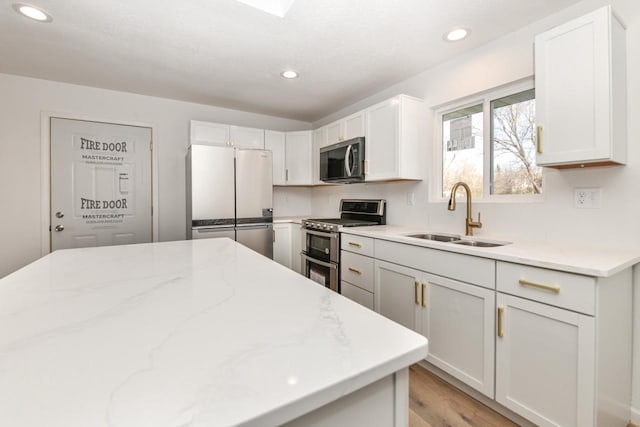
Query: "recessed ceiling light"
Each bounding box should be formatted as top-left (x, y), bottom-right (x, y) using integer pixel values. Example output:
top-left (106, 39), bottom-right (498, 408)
top-left (12, 3), bottom-right (53, 22)
top-left (281, 70), bottom-right (299, 79)
top-left (444, 27), bottom-right (469, 42)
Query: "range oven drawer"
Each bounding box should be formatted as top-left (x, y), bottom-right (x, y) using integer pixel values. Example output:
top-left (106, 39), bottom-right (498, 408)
top-left (301, 253), bottom-right (338, 293)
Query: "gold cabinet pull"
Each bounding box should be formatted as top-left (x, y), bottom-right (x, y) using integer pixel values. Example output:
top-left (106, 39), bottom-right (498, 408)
top-left (414, 280), bottom-right (420, 305)
top-left (348, 267), bottom-right (362, 275)
top-left (421, 283), bottom-right (427, 308)
top-left (536, 125), bottom-right (543, 154)
top-left (497, 307), bottom-right (505, 337)
top-left (519, 278), bottom-right (560, 293)
top-left (348, 241), bottom-right (362, 248)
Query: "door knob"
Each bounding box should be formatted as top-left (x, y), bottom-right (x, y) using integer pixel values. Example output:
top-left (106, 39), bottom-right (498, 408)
top-left (55, 211), bottom-right (64, 218)
top-left (55, 225), bottom-right (64, 232)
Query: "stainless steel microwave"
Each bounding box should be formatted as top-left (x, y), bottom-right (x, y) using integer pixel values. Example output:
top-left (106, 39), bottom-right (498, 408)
top-left (319, 137), bottom-right (365, 183)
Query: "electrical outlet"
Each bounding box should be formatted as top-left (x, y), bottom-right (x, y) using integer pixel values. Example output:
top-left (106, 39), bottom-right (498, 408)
top-left (407, 192), bottom-right (415, 206)
top-left (574, 188), bottom-right (601, 209)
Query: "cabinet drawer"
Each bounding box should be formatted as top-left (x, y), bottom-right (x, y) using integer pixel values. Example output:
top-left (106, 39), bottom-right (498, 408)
top-left (341, 234), bottom-right (374, 257)
top-left (341, 281), bottom-right (374, 310)
top-left (341, 251), bottom-right (374, 292)
top-left (496, 262), bottom-right (596, 315)
top-left (374, 239), bottom-right (495, 289)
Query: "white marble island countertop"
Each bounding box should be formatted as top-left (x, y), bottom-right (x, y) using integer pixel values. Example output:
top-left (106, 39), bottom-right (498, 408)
top-left (0, 239), bottom-right (427, 427)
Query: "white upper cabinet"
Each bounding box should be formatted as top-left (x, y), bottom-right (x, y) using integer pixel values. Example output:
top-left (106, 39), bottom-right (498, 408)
top-left (266, 130), bottom-right (313, 186)
top-left (312, 126), bottom-right (329, 185)
top-left (265, 130), bottom-right (286, 185)
top-left (326, 111), bottom-right (366, 145)
top-left (190, 121), bottom-right (264, 149)
top-left (190, 121), bottom-right (229, 146)
top-left (365, 95), bottom-right (425, 181)
top-left (229, 125), bottom-right (265, 149)
top-left (535, 5), bottom-right (626, 168)
top-left (285, 131), bottom-right (313, 185)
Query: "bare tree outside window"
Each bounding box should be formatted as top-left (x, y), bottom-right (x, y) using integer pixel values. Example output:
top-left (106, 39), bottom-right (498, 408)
top-left (442, 105), bottom-right (483, 198)
top-left (491, 89), bottom-right (542, 195)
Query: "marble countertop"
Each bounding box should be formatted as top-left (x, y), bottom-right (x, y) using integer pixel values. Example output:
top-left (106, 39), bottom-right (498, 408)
top-left (0, 239), bottom-right (427, 427)
top-left (340, 225), bottom-right (640, 277)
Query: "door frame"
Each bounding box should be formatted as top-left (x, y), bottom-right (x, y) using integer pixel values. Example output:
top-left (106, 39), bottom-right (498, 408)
top-left (40, 111), bottom-right (159, 255)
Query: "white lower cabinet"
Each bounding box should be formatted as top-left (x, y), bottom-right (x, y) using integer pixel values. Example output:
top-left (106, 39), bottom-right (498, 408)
top-left (273, 223), bottom-right (293, 268)
top-left (369, 239), bottom-right (632, 427)
top-left (373, 259), bottom-right (495, 398)
top-left (422, 274), bottom-right (495, 398)
top-left (273, 222), bottom-right (302, 274)
top-left (340, 236), bottom-right (375, 309)
top-left (341, 281), bottom-right (374, 310)
top-left (495, 293), bottom-right (595, 427)
top-left (374, 260), bottom-right (421, 331)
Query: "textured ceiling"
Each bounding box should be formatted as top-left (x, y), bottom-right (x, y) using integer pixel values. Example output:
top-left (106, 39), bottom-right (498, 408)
top-left (0, 0), bottom-right (582, 121)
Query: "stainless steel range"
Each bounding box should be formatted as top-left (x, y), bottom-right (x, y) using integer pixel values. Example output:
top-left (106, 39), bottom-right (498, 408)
top-left (301, 199), bottom-right (386, 292)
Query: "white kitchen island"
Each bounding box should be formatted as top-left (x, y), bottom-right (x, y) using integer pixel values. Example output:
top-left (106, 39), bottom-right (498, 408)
top-left (0, 238), bottom-right (428, 427)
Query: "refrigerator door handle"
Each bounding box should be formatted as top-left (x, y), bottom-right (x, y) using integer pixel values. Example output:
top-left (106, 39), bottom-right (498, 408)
top-left (235, 223), bottom-right (270, 230)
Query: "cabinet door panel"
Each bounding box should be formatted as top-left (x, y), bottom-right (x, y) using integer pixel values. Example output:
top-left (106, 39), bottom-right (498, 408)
top-left (285, 131), bottom-right (312, 185)
top-left (374, 260), bottom-right (420, 332)
top-left (344, 112), bottom-right (365, 140)
top-left (273, 224), bottom-right (292, 268)
top-left (422, 275), bottom-right (495, 398)
top-left (535, 6), bottom-right (623, 166)
top-left (365, 99), bottom-right (399, 181)
top-left (190, 121), bottom-right (229, 146)
top-left (230, 125), bottom-right (264, 149)
top-left (265, 131), bottom-right (286, 185)
top-left (327, 121), bottom-right (342, 145)
top-left (496, 293), bottom-right (595, 427)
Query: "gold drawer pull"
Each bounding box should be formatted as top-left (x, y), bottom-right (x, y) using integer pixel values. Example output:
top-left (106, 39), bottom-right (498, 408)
top-left (348, 267), bottom-right (362, 275)
top-left (497, 307), bottom-right (504, 337)
top-left (414, 280), bottom-right (419, 305)
top-left (421, 283), bottom-right (427, 308)
top-left (348, 241), bottom-right (362, 248)
top-left (519, 278), bottom-right (560, 293)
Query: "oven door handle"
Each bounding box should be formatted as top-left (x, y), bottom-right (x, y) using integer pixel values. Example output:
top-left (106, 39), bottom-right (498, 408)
top-left (344, 144), bottom-right (353, 177)
top-left (303, 228), bottom-right (339, 238)
top-left (301, 253), bottom-right (338, 270)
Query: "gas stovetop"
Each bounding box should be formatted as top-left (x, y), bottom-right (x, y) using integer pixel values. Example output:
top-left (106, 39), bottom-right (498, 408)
top-left (302, 199), bottom-right (386, 232)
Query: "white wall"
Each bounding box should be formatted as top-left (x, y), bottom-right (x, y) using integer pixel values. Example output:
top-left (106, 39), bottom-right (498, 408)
top-left (310, 0), bottom-right (640, 420)
top-left (0, 73), bottom-right (310, 278)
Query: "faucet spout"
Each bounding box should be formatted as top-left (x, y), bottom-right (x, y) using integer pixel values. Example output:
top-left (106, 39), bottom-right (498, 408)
top-left (448, 182), bottom-right (482, 236)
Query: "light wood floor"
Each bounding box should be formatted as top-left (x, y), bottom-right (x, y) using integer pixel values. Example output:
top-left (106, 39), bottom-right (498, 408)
top-left (409, 364), bottom-right (517, 427)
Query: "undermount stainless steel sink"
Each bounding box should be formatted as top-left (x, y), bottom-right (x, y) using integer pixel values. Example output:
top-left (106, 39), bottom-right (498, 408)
top-left (405, 232), bottom-right (510, 248)
top-left (406, 233), bottom-right (461, 242)
top-left (451, 240), bottom-right (509, 247)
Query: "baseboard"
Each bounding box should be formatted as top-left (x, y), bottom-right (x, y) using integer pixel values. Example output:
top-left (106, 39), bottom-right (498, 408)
top-left (630, 406), bottom-right (640, 426)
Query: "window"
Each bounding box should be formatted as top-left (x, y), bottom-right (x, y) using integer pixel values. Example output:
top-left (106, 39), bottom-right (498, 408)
top-left (438, 84), bottom-right (542, 200)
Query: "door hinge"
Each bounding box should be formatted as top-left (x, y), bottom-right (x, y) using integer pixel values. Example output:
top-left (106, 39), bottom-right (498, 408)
top-left (49, 225), bottom-right (51, 232)
top-left (150, 140), bottom-right (153, 151)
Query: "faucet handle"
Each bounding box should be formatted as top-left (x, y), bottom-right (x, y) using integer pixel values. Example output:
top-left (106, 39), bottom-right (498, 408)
top-left (469, 212), bottom-right (482, 229)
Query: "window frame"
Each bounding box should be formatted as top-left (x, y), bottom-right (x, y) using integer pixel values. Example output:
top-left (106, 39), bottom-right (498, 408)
top-left (432, 79), bottom-right (544, 204)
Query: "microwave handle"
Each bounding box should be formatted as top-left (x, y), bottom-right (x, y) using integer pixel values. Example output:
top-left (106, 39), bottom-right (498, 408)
top-left (344, 144), bottom-right (353, 177)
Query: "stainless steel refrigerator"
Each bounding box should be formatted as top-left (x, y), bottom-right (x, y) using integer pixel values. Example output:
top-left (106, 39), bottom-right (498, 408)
top-left (186, 144), bottom-right (273, 258)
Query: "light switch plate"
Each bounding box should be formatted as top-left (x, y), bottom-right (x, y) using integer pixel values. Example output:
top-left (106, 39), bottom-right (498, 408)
top-left (574, 188), bottom-right (601, 209)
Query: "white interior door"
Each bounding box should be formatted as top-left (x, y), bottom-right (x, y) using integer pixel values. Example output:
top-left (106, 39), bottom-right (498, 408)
top-left (50, 118), bottom-right (152, 251)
